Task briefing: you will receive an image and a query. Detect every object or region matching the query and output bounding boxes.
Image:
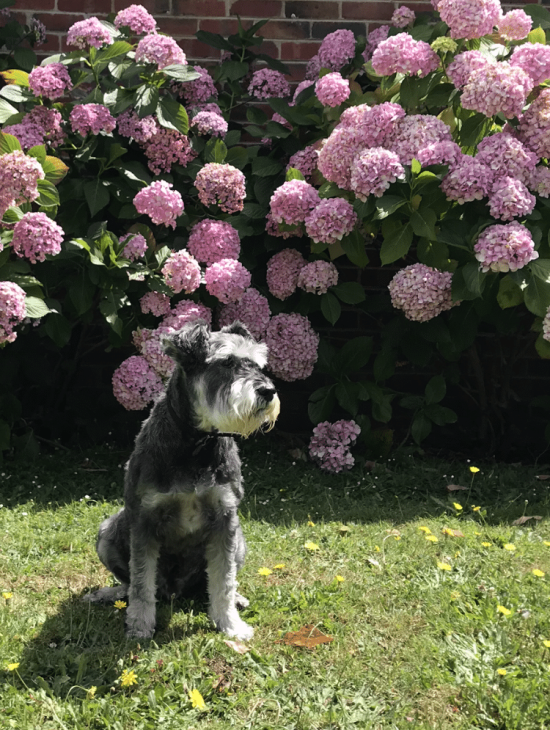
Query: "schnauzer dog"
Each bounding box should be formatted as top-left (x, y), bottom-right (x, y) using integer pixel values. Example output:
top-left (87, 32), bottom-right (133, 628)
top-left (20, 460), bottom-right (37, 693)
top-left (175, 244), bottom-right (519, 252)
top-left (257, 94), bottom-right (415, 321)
top-left (84, 321), bottom-right (280, 641)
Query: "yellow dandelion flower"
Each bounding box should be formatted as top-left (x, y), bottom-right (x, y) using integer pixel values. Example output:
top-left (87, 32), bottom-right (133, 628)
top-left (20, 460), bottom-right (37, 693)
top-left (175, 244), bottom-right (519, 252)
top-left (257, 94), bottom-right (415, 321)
top-left (497, 605), bottom-right (512, 616)
top-left (497, 668), bottom-right (507, 676)
top-left (441, 528), bottom-right (454, 536)
top-left (453, 502), bottom-right (463, 511)
top-left (542, 640), bottom-right (550, 648)
top-left (119, 669), bottom-right (138, 687)
top-left (189, 688), bottom-right (206, 710)
top-left (307, 520), bottom-right (315, 527)
top-left (273, 563), bottom-right (285, 570)
top-left (394, 535), bottom-right (401, 541)
top-left (335, 575), bottom-right (345, 583)
top-left (419, 526), bottom-right (432, 534)
top-left (2, 592), bottom-right (13, 600)
top-left (304, 541), bottom-right (319, 551)
top-left (425, 535), bottom-right (438, 543)
top-left (503, 543), bottom-right (516, 551)
top-left (114, 600), bottom-right (127, 610)
top-left (470, 466), bottom-right (480, 473)
top-left (374, 545), bottom-right (380, 552)
top-left (472, 506), bottom-right (481, 512)
top-left (474, 531), bottom-right (481, 536)
top-left (481, 542), bottom-right (492, 547)
top-left (87, 686), bottom-right (97, 699)
top-left (544, 541), bottom-right (550, 547)
top-left (437, 562), bottom-right (452, 571)
top-left (7, 662), bottom-right (19, 671)
top-left (258, 567), bottom-right (272, 576)
top-left (533, 569), bottom-right (545, 578)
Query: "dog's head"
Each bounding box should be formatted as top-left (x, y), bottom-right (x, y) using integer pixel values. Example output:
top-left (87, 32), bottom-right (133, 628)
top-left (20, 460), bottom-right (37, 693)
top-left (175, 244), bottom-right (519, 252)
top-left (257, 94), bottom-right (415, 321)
top-left (163, 320), bottom-right (280, 437)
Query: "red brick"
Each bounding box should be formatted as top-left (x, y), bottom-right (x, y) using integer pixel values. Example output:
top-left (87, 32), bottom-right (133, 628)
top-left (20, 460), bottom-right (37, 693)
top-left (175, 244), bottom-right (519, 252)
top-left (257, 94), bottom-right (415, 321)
top-left (156, 17), bottom-right (198, 37)
top-left (58, 0), bottom-right (113, 12)
top-left (280, 40), bottom-right (320, 60)
top-left (283, 61), bottom-right (309, 81)
top-left (200, 19), bottom-right (241, 36)
top-left (185, 38), bottom-right (223, 60)
top-left (257, 19), bottom-right (310, 39)
top-left (253, 40), bottom-right (280, 58)
top-left (114, 0), bottom-right (169, 11)
top-left (312, 20), bottom-right (366, 38)
top-left (342, 2), bottom-right (394, 20)
top-left (13, 0), bottom-right (55, 9)
top-left (173, 0), bottom-right (226, 17)
top-left (230, 0), bottom-right (282, 17)
top-left (36, 12), bottom-right (85, 32)
top-left (285, 1), bottom-right (338, 19)
top-left (37, 33), bottom-right (61, 54)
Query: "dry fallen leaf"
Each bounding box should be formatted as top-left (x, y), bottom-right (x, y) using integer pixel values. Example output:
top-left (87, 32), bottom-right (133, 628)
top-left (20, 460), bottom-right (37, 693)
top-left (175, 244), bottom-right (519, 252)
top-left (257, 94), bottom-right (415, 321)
top-left (339, 525), bottom-right (352, 535)
top-left (223, 639), bottom-right (249, 654)
top-left (511, 515), bottom-right (542, 526)
top-left (536, 475), bottom-right (550, 481)
top-left (446, 484), bottom-right (468, 492)
top-left (276, 624), bottom-right (334, 649)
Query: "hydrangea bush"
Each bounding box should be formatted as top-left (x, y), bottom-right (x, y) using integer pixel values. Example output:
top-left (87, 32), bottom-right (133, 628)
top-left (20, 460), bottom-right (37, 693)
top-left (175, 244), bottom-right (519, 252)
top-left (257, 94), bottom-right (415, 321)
top-left (2, 1), bottom-right (550, 464)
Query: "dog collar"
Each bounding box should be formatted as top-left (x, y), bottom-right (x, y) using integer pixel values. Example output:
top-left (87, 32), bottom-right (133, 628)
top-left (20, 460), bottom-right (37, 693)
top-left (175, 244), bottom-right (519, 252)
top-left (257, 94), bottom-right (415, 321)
top-left (166, 399), bottom-right (235, 449)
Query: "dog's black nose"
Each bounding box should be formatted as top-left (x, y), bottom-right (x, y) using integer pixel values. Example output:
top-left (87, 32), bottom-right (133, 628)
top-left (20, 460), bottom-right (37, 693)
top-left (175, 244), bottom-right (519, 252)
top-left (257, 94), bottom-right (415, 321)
top-left (258, 387), bottom-right (276, 402)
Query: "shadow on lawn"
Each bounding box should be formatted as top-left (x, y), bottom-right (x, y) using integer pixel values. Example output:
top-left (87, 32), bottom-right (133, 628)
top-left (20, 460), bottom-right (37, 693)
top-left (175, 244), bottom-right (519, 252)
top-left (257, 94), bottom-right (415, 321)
top-left (16, 588), bottom-right (212, 699)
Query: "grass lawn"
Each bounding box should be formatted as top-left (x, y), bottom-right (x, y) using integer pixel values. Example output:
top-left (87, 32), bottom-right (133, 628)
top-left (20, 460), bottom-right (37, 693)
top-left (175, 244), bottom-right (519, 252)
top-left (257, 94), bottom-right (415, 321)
top-left (1, 437), bottom-right (550, 729)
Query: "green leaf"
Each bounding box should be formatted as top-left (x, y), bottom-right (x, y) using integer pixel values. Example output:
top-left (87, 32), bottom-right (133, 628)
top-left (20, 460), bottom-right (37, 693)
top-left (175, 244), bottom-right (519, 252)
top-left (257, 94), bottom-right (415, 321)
top-left (221, 61), bottom-right (249, 82)
top-left (99, 293), bottom-right (124, 336)
top-left (380, 222), bottom-right (413, 265)
top-left (246, 106), bottom-right (268, 125)
top-left (424, 404), bottom-right (457, 425)
top-left (161, 64), bottom-right (201, 82)
top-left (400, 395), bottom-right (424, 410)
top-left (95, 40), bottom-right (132, 63)
top-left (524, 274), bottom-right (550, 317)
top-left (27, 144), bottom-right (46, 162)
top-left (497, 275), bottom-right (524, 309)
top-left (462, 261), bottom-right (485, 297)
top-left (224, 146), bottom-right (248, 170)
top-left (374, 195), bottom-right (408, 220)
top-left (43, 313), bottom-right (72, 347)
top-left (25, 296), bottom-right (52, 319)
top-left (195, 30), bottom-right (234, 52)
top-left (459, 112), bottom-right (491, 146)
top-left (535, 332), bottom-right (550, 359)
top-left (410, 158), bottom-right (421, 175)
top-left (320, 292), bottom-right (341, 325)
top-left (205, 138), bottom-right (228, 164)
top-left (0, 69), bottom-right (29, 87)
top-left (337, 336), bottom-right (372, 371)
top-left (134, 85), bottom-right (160, 117)
top-left (286, 167), bottom-right (305, 182)
top-left (530, 259), bottom-right (550, 283)
top-left (0, 132), bottom-right (21, 154)
top-left (417, 238), bottom-right (450, 269)
top-left (527, 27), bottom-right (546, 45)
top-left (331, 282), bottom-right (365, 304)
top-left (373, 345), bottom-right (396, 383)
top-left (251, 156), bottom-right (283, 177)
top-left (156, 97), bottom-right (189, 134)
top-left (308, 385), bottom-right (336, 424)
top-left (411, 412), bottom-right (432, 444)
top-left (341, 230), bottom-right (369, 268)
top-left (84, 179), bottom-right (110, 217)
top-left (335, 382), bottom-right (359, 417)
top-left (35, 179), bottom-right (60, 208)
top-left (425, 374), bottom-right (446, 405)
top-left (372, 395), bottom-right (392, 423)
top-left (410, 207), bottom-right (437, 240)
top-left (0, 85), bottom-right (34, 103)
top-left (524, 5), bottom-right (550, 30)
top-left (0, 98), bottom-right (19, 124)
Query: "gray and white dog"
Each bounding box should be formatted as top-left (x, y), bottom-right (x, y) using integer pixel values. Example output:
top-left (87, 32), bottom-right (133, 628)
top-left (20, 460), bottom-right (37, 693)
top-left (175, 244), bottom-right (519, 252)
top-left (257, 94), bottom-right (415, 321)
top-left (84, 320), bottom-right (280, 641)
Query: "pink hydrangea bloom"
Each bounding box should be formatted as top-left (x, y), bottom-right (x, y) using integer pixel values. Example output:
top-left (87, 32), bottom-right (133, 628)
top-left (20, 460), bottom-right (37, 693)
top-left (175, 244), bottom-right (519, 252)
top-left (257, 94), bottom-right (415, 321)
top-left (447, 50), bottom-right (490, 89)
top-left (528, 166), bottom-right (550, 198)
top-left (292, 79), bottom-right (315, 103)
top-left (438, 0), bottom-right (502, 40)
top-left (121, 232), bottom-right (148, 260)
top-left (510, 43), bottom-right (550, 87)
top-left (392, 6), bottom-right (415, 28)
top-left (318, 29), bottom-right (356, 70)
top-left (518, 89), bottom-right (550, 158)
top-left (24, 107), bottom-right (65, 147)
top-left (474, 221), bottom-right (537, 272)
top-left (112, 355), bottom-right (164, 410)
top-left (162, 299), bottom-right (212, 330)
top-left (135, 34), bottom-right (186, 69)
top-left (388, 263), bottom-right (457, 322)
top-left (305, 54), bottom-right (322, 80)
top-left (416, 140), bottom-right (462, 167)
top-left (441, 156), bottom-right (494, 203)
top-left (133, 181), bottom-right (184, 228)
top-left (137, 327), bottom-right (175, 379)
top-left (304, 198), bottom-right (357, 244)
top-left (315, 72), bottom-right (350, 107)
top-left (69, 104), bottom-right (116, 136)
top-left (117, 110), bottom-right (157, 143)
top-left (297, 260), bottom-right (338, 295)
top-left (218, 287), bottom-right (271, 340)
top-left (363, 25), bottom-right (390, 62)
top-left (497, 9), bottom-right (532, 41)
top-left (187, 219), bottom-right (240, 265)
top-left (309, 419), bottom-right (361, 473)
top-left (372, 33), bottom-right (440, 78)
top-left (265, 212), bottom-right (304, 239)
top-left (114, 4), bottom-right (156, 34)
top-left (195, 163), bottom-right (246, 214)
top-left (543, 306), bottom-right (550, 342)
top-left (11, 212), bottom-right (63, 264)
top-left (3, 122), bottom-right (44, 150)
top-left (388, 114), bottom-right (452, 165)
top-left (190, 110), bottom-right (228, 137)
top-left (265, 313), bottom-right (319, 381)
top-left (266, 248), bottom-right (307, 299)
top-left (317, 127), bottom-right (362, 189)
top-left (162, 250), bottom-right (201, 294)
top-left (350, 147), bottom-right (405, 199)
top-left (28, 63), bottom-right (71, 100)
top-left (248, 68), bottom-right (290, 100)
top-left (488, 176), bottom-right (536, 221)
top-left (140, 291), bottom-right (171, 316)
top-left (143, 128), bottom-right (195, 174)
top-left (337, 102), bottom-right (406, 150)
top-left (0, 281), bottom-right (27, 344)
top-left (0, 150), bottom-right (44, 217)
top-left (176, 65), bottom-right (218, 105)
top-left (461, 62), bottom-right (532, 119)
top-left (476, 132), bottom-right (538, 184)
top-left (204, 258), bottom-right (251, 303)
top-left (269, 179), bottom-right (321, 225)
top-left (287, 144), bottom-right (319, 181)
top-left (67, 17), bottom-right (112, 49)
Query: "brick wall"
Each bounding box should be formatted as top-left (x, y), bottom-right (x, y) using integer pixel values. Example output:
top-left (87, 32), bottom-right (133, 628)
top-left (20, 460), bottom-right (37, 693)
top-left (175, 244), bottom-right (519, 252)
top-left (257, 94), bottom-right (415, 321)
top-left (12, 0), bottom-right (546, 80)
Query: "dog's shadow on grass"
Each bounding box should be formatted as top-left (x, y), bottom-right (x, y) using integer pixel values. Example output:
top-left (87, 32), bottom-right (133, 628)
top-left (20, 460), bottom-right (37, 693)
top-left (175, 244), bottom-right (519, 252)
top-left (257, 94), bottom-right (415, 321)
top-left (16, 588), bottom-right (212, 699)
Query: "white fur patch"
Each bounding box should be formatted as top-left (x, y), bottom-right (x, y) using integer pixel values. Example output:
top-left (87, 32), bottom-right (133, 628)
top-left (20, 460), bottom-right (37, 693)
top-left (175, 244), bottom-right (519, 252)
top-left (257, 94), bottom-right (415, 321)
top-left (207, 334), bottom-right (268, 369)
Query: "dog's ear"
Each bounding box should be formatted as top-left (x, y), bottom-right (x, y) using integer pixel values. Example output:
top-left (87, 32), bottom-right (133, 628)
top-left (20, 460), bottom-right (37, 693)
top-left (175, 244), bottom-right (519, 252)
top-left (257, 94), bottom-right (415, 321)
top-left (220, 321), bottom-right (253, 340)
top-left (162, 320), bottom-right (210, 370)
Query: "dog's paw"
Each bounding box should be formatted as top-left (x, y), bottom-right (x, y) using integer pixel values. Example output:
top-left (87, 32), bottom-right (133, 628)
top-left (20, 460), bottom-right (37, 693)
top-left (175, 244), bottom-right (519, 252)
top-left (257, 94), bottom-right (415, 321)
top-left (83, 586), bottom-right (127, 604)
top-left (235, 592), bottom-right (250, 610)
top-left (216, 614), bottom-right (254, 641)
top-left (125, 604), bottom-right (156, 639)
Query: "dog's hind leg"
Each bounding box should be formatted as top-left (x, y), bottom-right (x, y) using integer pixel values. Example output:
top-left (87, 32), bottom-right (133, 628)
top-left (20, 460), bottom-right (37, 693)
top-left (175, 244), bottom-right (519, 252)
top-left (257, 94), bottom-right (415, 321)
top-left (205, 514), bottom-right (253, 641)
top-left (125, 527), bottom-right (160, 640)
top-left (84, 511), bottom-right (130, 603)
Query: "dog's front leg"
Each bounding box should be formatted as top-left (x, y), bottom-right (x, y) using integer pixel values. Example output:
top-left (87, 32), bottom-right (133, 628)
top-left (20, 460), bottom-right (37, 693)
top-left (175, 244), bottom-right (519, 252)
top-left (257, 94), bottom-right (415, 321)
top-left (125, 527), bottom-right (160, 640)
top-left (205, 515), bottom-right (254, 641)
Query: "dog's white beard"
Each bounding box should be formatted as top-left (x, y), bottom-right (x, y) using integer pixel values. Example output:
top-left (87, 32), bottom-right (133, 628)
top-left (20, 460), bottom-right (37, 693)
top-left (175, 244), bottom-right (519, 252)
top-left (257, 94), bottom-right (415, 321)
top-left (194, 378), bottom-right (280, 437)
